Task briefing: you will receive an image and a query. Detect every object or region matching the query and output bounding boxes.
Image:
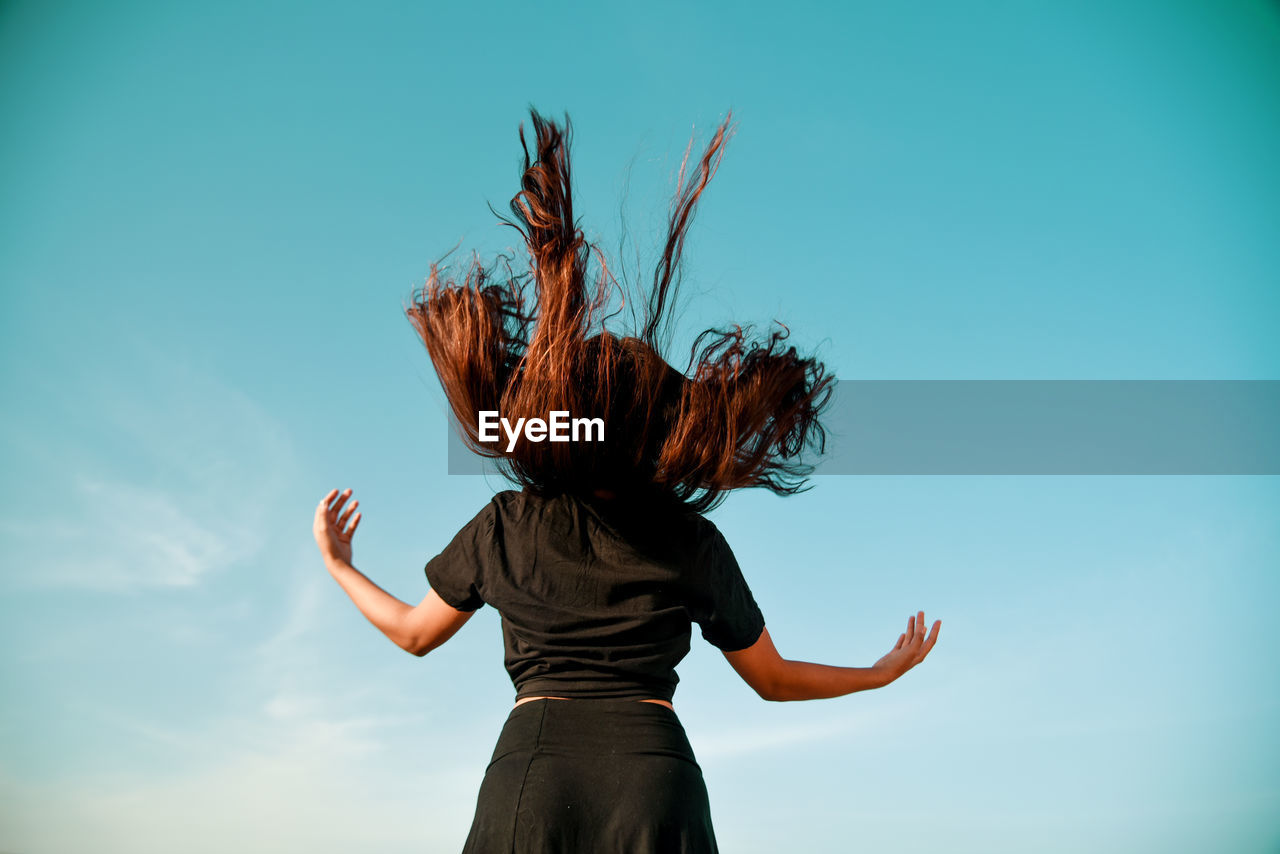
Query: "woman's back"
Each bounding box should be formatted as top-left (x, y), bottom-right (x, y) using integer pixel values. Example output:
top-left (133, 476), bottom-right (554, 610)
top-left (424, 489), bottom-right (766, 704)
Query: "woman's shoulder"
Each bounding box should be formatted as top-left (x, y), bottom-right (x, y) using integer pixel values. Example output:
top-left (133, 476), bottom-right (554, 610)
top-left (484, 488), bottom-right (582, 529)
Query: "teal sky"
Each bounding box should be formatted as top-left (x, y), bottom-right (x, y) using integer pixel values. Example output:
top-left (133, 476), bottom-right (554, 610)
top-left (2, 1), bottom-right (1278, 852)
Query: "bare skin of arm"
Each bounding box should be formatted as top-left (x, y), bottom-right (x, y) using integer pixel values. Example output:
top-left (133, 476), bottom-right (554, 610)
top-left (722, 613), bottom-right (941, 701)
top-left (314, 488), bottom-right (475, 656)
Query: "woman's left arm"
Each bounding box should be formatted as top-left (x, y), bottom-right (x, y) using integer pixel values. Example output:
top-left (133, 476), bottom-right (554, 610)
top-left (315, 489), bottom-right (475, 655)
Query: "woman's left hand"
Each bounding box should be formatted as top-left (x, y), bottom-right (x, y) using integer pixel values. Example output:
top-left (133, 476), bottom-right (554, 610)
top-left (314, 488), bottom-right (362, 567)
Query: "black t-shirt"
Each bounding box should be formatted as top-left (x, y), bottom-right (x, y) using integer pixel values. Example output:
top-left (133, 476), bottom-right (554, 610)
top-left (423, 489), bottom-right (766, 702)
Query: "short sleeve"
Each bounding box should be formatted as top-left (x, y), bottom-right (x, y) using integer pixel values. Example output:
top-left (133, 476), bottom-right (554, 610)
top-left (423, 501), bottom-right (494, 612)
top-left (695, 525), bottom-right (766, 652)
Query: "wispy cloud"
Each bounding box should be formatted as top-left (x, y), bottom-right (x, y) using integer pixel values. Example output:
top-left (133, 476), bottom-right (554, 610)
top-left (0, 543), bottom-right (485, 854)
top-left (692, 698), bottom-right (920, 762)
top-left (6, 476), bottom-right (249, 589)
top-left (2, 341), bottom-right (294, 591)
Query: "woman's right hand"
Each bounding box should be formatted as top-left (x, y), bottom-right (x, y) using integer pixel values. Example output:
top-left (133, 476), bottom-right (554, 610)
top-left (873, 611), bottom-right (941, 686)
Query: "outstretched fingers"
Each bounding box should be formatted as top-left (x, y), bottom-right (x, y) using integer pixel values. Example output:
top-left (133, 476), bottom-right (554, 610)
top-left (332, 489), bottom-right (361, 539)
top-left (907, 612), bottom-right (926, 650)
top-left (912, 618), bottom-right (942, 666)
top-left (327, 488), bottom-right (352, 520)
top-left (317, 489), bottom-right (362, 542)
top-left (338, 498), bottom-right (359, 530)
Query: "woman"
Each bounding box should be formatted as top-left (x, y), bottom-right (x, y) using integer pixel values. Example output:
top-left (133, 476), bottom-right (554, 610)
top-left (313, 108), bottom-right (941, 852)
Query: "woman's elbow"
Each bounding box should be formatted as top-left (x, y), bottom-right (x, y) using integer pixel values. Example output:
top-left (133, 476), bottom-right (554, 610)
top-left (408, 635), bottom-right (447, 657)
top-left (401, 634), bottom-right (430, 657)
top-left (752, 676), bottom-right (788, 702)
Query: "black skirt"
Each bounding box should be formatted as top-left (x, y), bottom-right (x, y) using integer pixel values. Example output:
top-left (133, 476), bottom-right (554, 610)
top-left (461, 698), bottom-right (719, 853)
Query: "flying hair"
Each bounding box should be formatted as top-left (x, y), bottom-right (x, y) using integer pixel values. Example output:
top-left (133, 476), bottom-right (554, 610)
top-left (405, 107), bottom-right (835, 514)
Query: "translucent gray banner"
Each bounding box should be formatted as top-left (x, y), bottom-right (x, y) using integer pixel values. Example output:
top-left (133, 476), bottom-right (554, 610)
top-left (446, 381), bottom-right (1280, 475)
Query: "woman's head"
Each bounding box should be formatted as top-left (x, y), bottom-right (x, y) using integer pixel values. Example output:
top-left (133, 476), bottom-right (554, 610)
top-left (407, 108), bottom-right (834, 513)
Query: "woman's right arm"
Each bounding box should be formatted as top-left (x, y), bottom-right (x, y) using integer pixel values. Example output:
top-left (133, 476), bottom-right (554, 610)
top-left (722, 611), bottom-right (941, 702)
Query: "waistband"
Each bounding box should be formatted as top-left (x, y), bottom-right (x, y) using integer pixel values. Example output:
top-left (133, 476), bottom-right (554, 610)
top-left (495, 697), bottom-right (695, 762)
top-left (514, 678), bottom-right (676, 703)
top-left (503, 697), bottom-right (683, 731)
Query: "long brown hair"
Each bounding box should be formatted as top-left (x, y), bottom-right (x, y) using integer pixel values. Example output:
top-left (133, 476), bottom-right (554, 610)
top-left (406, 108), bottom-right (834, 514)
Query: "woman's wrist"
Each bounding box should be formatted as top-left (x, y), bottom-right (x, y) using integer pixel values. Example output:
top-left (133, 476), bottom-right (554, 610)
top-left (869, 663), bottom-right (899, 689)
top-left (324, 554), bottom-right (354, 574)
